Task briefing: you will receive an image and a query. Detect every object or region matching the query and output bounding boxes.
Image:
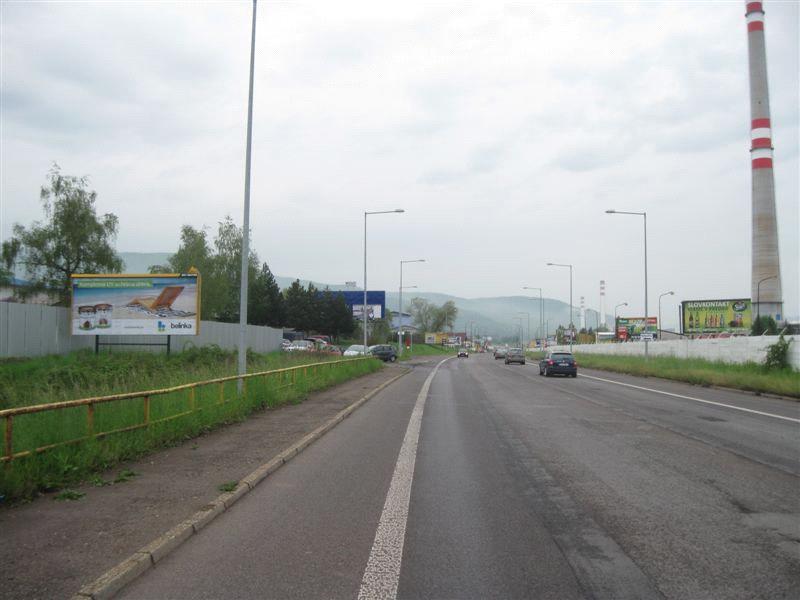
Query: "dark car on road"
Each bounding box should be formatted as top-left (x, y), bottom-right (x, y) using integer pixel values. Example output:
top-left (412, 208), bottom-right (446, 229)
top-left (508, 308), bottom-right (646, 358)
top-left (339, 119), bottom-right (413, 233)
top-left (539, 351), bottom-right (577, 377)
top-left (369, 344), bottom-right (397, 362)
top-left (494, 347), bottom-right (507, 360)
top-left (504, 348), bottom-right (526, 365)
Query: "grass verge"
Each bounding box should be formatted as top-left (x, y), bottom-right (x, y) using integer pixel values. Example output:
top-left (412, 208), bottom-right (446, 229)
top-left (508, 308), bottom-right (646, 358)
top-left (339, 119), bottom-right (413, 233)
top-left (0, 350), bottom-right (382, 502)
top-left (573, 353), bottom-right (799, 398)
top-left (399, 344), bottom-right (456, 360)
top-left (0, 346), bottom-right (352, 410)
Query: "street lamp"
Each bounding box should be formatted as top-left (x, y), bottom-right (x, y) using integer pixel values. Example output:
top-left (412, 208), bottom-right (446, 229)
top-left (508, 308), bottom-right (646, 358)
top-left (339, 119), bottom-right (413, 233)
top-left (547, 262), bottom-right (573, 351)
top-left (523, 286), bottom-right (543, 347)
top-left (517, 312), bottom-right (530, 351)
top-left (364, 209), bottom-right (404, 352)
top-left (756, 275), bottom-right (777, 326)
top-left (237, 0), bottom-right (258, 388)
top-left (398, 259), bottom-right (425, 354)
top-left (512, 316), bottom-right (523, 348)
top-left (614, 302), bottom-right (628, 341)
top-left (658, 291), bottom-right (674, 341)
top-left (606, 209), bottom-right (649, 357)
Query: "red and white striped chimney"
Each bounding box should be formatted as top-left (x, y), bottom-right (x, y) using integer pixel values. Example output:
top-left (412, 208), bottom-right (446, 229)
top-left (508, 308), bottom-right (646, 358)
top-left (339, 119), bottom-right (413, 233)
top-left (745, 1), bottom-right (783, 321)
top-left (600, 280), bottom-right (606, 327)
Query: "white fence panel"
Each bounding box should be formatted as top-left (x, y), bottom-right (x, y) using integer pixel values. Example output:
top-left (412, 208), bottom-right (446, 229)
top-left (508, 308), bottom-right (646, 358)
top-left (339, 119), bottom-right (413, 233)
top-left (549, 335), bottom-right (799, 370)
top-left (0, 303), bottom-right (283, 358)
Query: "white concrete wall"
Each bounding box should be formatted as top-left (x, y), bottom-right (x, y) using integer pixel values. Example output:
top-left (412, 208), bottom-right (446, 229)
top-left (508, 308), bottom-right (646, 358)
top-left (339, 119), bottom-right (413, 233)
top-left (0, 303), bottom-right (283, 358)
top-left (548, 335), bottom-right (800, 370)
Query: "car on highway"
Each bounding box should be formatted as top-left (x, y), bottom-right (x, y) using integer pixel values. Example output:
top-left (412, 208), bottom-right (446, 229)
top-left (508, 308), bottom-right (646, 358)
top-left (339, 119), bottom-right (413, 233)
top-left (539, 351), bottom-right (577, 377)
top-left (493, 347), bottom-right (507, 360)
top-left (457, 347), bottom-right (469, 358)
top-left (368, 344), bottom-right (397, 362)
top-left (504, 348), bottom-right (525, 365)
top-left (343, 344), bottom-right (367, 356)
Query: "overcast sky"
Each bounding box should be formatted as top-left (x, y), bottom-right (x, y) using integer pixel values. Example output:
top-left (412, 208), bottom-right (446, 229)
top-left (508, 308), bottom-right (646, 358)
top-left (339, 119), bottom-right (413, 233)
top-left (2, 1), bottom-right (798, 328)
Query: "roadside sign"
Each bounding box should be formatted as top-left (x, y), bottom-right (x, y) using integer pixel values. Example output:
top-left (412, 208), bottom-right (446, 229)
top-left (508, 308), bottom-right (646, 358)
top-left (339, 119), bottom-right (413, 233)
top-left (71, 273), bottom-right (200, 336)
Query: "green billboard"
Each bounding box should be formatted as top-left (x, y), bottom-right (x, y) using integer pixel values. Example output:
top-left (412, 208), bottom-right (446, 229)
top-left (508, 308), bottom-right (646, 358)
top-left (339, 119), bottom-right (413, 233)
top-left (681, 299), bottom-right (751, 334)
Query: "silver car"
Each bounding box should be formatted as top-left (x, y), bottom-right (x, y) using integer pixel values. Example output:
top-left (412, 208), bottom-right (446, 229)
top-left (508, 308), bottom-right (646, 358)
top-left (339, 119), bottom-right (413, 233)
top-left (504, 348), bottom-right (526, 365)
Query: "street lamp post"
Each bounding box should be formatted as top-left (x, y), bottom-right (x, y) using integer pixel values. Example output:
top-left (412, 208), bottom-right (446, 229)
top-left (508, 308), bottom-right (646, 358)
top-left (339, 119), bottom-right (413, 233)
top-left (364, 209), bottom-right (404, 352)
top-left (614, 302), bottom-right (628, 341)
top-left (512, 316), bottom-right (523, 348)
top-left (658, 291), bottom-right (674, 341)
top-left (756, 275), bottom-right (777, 326)
top-left (517, 312), bottom-right (530, 351)
top-left (523, 286), bottom-right (543, 348)
top-left (606, 210), bottom-right (649, 357)
top-left (547, 263), bottom-right (573, 351)
top-left (237, 0), bottom-right (258, 388)
top-left (398, 259), bottom-right (425, 354)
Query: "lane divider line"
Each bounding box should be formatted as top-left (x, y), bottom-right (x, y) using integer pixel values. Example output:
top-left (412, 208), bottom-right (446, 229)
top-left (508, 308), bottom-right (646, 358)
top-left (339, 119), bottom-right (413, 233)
top-left (74, 367), bottom-right (413, 600)
top-left (358, 357), bottom-right (452, 600)
top-left (578, 373), bottom-right (800, 424)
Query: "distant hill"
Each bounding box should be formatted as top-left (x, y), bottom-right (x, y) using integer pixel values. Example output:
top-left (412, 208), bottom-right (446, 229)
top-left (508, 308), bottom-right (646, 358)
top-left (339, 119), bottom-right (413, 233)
top-left (118, 252), bottom-right (610, 338)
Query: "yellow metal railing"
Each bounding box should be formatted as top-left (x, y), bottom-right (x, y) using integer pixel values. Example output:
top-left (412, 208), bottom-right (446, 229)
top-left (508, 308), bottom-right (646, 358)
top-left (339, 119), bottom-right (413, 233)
top-left (1, 357), bottom-right (370, 463)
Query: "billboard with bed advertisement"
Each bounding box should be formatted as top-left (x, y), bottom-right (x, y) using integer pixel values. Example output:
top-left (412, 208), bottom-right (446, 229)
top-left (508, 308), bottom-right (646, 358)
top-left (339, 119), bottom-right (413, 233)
top-left (71, 274), bottom-right (200, 335)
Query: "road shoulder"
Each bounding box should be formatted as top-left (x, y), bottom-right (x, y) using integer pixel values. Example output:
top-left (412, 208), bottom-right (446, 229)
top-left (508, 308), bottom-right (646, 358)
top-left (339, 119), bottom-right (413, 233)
top-left (0, 363), bottom-right (410, 600)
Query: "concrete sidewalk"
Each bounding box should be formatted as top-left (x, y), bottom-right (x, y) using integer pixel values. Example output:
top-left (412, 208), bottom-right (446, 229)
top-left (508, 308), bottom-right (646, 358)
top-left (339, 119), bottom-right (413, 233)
top-left (0, 362), bottom-right (412, 599)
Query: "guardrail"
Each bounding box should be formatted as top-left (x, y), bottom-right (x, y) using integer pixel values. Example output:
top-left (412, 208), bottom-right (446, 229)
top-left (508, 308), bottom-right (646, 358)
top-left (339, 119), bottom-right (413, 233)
top-left (1, 357), bottom-right (371, 464)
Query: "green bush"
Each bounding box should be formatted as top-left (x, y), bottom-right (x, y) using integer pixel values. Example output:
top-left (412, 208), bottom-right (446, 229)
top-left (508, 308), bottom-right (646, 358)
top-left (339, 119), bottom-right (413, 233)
top-left (765, 335), bottom-right (792, 370)
top-left (751, 315), bottom-right (778, 335)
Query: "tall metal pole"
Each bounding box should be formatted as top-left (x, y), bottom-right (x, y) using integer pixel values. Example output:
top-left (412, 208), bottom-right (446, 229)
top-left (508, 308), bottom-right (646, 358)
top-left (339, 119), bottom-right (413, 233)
top-left (658, 291), bottom-right (674, 341)
top-left (363, 209), bottom-right (404, 353)
top-left (569, 265), bottom-right (573, 352)
top-left (605, 210), bottom-right (648, 356)
top-left (546, 263), bottom-right (574, 351)
top-left (237, 0), bottom-right (258, 385)
top-left (525, 287), bottom-right (543, 345)
top-left (398, 261), bottom-right (403, 354)
top-left (398, 259), bottom-right (425, 355)
top-left (363, 212), bottom-right (368, 352)
top-left (643, 213), bottom-right (649, 357)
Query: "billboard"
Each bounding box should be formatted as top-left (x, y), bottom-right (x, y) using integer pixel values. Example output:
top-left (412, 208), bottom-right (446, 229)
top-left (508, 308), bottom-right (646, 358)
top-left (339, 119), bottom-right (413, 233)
top-left (71, 274), bottom-right (200, 336)
top-left (337, 290), bottom-right (386, 321)
top-left (681, 299), bottom-right (751, 334)
top-left (616, 317), bottom-right (658, 341)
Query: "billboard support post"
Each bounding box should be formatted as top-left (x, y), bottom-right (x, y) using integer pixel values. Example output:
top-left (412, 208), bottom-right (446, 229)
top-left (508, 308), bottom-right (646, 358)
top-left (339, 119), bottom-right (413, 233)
top-left (94, 335), bottom-right (172, 355)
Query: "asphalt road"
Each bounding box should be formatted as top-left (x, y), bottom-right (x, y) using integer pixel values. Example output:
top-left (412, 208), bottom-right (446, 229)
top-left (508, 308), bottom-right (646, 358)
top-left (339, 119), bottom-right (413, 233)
top-left (119, 355), bottom-right (800, 599)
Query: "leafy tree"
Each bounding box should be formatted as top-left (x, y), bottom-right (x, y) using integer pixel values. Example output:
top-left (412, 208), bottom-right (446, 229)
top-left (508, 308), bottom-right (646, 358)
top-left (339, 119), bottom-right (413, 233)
top-left (284, 280), bottom-right (311, 331)
top-left (438, 300), bottom-right (458, 330)
top-left (410, 298), bottom-right (436, 332)
top-left (2, 165), bottom-right (122, 304)
top-left (249, 263), bottom-right (285, 327)
top-left (329, 292), bottom-right (356, 339)
top-left (151, 218), bottom-right (260, 323)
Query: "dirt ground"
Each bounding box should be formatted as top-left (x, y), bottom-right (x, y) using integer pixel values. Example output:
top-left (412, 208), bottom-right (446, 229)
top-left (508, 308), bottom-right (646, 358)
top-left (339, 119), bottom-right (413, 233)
top-left (0, 363), bottom-right (409, 600)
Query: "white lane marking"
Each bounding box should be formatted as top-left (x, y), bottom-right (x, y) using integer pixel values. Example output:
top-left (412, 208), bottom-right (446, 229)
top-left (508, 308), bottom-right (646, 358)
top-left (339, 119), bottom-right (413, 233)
top-left (578, 373), bottom-right (800, 424)
top-left (358, 358), bottom-right (451, 600)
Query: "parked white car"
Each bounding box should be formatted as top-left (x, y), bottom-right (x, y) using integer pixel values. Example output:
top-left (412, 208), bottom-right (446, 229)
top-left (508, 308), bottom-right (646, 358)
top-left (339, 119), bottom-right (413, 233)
top-left (287, 340), bottom-right (314, 352)
top-left (343, 344), bottom-right (367, 356)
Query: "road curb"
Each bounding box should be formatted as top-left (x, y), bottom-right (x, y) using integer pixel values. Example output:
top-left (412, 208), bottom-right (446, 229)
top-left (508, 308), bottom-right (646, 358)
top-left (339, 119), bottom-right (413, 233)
top-left (74, 367), bottom-right (412, 600)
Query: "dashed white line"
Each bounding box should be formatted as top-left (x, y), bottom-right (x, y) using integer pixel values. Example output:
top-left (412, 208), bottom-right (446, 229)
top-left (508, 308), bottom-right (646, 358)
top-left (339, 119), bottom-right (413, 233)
top-left (578, 373), bottom-right (800, 424)
top-left (357, 357), bottom-right (451, 600)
